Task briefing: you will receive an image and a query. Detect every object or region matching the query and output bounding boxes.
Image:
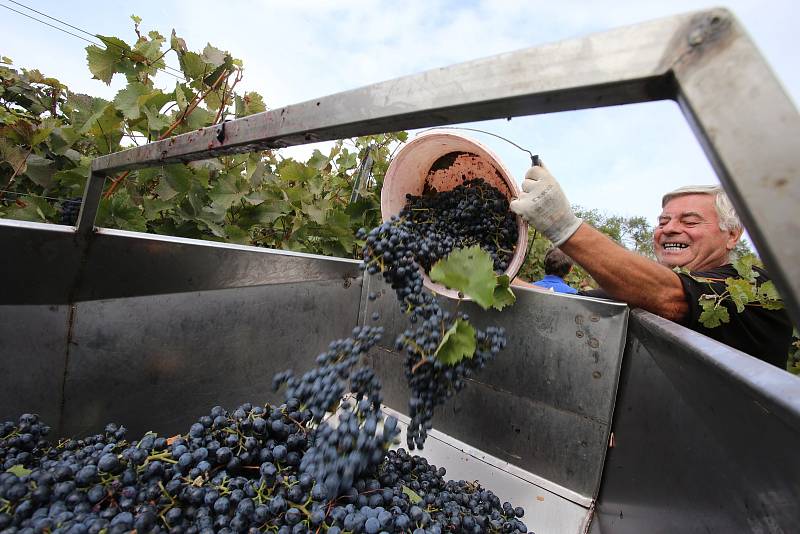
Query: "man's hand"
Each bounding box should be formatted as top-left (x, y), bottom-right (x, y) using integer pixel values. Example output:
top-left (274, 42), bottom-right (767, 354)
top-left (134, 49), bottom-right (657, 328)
top-left (509, 163), bottom-right (582, 246)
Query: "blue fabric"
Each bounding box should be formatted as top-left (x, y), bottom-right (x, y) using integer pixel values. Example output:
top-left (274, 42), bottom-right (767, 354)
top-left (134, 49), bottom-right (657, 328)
top-left (533, 275), bottom-right (577, 294)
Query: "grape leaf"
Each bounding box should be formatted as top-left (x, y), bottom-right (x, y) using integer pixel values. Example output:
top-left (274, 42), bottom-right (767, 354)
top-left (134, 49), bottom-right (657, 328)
top-left (179, 51), bottom-right (207, 82)
top-left (698, 296), bottom-right (730, 328)
top-left (53, 168), bottom-right (88, 193)
top-left (113, 82), bottom-right (150, 120)
top-left (202, 44), bottom-right (227, 68)
top-left (401, 485), bottom-right (423, 504)
top-left (757, 281), bottom-right (784, 310)
top-left (4, 195), bottom-right (54, 222)
top-left (435, 318), bottom-right (476, 366)
top-left (0, 138), bottom-right (28, 174)
top-left (235, 92), bottom-right (266, 117)
top-left (492, 274), bottom-right (516, 311)
top-left (141, 105), bottom-right (171, 132)
top-left (174, 82), bottom-right (188, 111)
top-left (429, 246), bottom-right (496, 309)
top-left (163, 163), bottom-right (193, 195)
top-left (86, 36), bottom-right (130, 85)
top-left (733, 255), bottom-right (759, 282)
top-left (96, 191), bottom-right (146, 232)
top-left (307, 149), bottom-right (330, 170)
top-left (725, 277), bottom-right (755, 313)
top-left (6, 464), bottom-right (31, 477)
top-left (132, 37), bottom-right (165, 67)
top-left (255, 201), bottom-right (292, 225)
top-left (222, 224), bottom-right (250, 245)
top-left (142, 197), bottom-right (174, 219)
top-left (81, 103), bottom-right (123, 154)
top-left (208, 174), bottom-right (247, 210)
top-left (301, 200), bottom-right (329, 225)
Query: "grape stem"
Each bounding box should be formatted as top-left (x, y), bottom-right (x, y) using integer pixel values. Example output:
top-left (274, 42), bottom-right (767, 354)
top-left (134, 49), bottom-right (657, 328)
top-left (411, 357), bottom-right (432, 374)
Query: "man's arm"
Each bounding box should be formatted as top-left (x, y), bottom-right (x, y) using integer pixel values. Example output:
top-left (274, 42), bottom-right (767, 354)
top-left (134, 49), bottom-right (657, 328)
top-left (559, 223), bottom-right (688, 322)
top-left (508, 163), bottom-right (688, 322)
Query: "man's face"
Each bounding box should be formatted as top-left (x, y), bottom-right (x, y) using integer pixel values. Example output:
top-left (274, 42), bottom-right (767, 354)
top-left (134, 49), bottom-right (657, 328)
top-left (653, 194), bottom-right (741, 271)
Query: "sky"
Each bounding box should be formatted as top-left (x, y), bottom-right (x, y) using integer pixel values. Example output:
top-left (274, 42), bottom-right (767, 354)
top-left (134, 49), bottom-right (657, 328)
top-left (1, 0), bottom-right (797, 239)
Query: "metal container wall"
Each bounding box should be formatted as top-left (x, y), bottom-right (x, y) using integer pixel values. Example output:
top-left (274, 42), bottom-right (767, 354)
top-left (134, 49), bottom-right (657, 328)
top-left (0, 221), bottom-right (365, 436)
top-left (592, 310), bottom-right (800, 533)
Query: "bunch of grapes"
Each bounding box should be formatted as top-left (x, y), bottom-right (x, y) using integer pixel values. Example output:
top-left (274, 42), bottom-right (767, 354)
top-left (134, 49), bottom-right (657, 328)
top-left (272, 325), bottom-right (400, 500)
top-left (58, 197), bottom-right (83, 226)
top-left (402, 178), bottom-right (518, 273)
top-left (358, 178), bottom-right (513, 450)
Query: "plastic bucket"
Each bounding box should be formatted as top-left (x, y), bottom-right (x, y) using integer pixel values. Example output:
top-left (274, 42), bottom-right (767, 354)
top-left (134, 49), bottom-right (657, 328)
top-left (380, 131), bottom-right (529, 299)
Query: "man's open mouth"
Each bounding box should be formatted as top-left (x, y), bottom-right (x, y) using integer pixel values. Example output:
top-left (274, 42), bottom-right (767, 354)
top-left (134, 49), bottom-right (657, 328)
top-left (662, 243), bottom-right (689, 250)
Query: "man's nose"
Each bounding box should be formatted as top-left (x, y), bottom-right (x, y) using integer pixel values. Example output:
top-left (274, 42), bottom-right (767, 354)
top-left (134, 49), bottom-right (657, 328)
top-left (660, 219), bottom-right (681, 233)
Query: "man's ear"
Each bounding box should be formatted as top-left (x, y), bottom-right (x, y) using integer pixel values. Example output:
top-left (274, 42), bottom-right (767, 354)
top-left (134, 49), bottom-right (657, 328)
top-left (726, 228), bottom-right (744, 251)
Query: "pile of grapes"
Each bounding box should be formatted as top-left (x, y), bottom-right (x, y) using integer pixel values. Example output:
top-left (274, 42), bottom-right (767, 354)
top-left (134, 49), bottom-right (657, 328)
top-left (0, 178), bottom-right (532, 532)
top-left (0, 406), bottom-right (529, 533)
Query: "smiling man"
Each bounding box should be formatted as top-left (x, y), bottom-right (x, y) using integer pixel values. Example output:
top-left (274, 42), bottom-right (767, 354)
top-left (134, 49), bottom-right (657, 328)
top-left (510, 165), bottom-right (793, 368)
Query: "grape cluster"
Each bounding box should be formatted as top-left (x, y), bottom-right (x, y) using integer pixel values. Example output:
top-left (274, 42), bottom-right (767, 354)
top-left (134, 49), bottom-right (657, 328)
top-left (0, 409), bottom-right (531, 533)
top-left (58, 197), bottom-right (82, 226)
top-left (358, 178), bottom-right (512, 450)
top-left (272, 326), bottom-right (400, 500)
top-left (402, 179), bottom-right (518, 273)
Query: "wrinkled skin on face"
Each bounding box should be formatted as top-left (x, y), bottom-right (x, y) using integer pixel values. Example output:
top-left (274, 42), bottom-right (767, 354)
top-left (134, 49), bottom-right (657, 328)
top-left (653, 194), bottom-right (742, 272)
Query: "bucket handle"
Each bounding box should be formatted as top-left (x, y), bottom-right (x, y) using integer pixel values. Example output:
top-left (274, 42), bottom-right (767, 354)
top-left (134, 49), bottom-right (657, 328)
top-left (414, 126), bottom-right (540, 166)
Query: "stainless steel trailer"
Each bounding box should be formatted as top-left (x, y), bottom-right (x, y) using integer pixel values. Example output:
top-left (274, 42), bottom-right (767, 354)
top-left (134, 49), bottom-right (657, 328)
top-left (1, 8), bottom-right (798, 533)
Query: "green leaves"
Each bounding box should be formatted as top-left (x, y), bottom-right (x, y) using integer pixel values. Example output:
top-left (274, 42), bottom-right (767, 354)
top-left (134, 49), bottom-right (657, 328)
top-left (725, 277), bottom-right (755, 313)
top-left (697, 272), bottom-right (783, 329)
top-left (430, 246), bottom-right (496, 307)
top-left (429, 246), bottom-right (516, 311)
top-left (492, 274), bottom-right (516, 311)
top-left (113, 82), bottom-right (151, 120)
top-left (435, 319), bottom-right (476, 366)
top-left (733, 255), bottom-right (759, 283)
top-left (1, 15), bottom-right (408, 264)
top-left (96, 191), bottom-right (147, 232)
top-left (401, 485), bottom-right (423, 504)
top-left (6, 464), bottom-right (31, 478)
top-left (699, 296), bottom-right (730, 328)
top-left (426, 247), bottom-right (516, 365)
top-left (86, 36), bottom-right (131, 84)
top-left (234, 92), bottom-right (266, 117)
top-left (757, 280), bottom-right (784, 310)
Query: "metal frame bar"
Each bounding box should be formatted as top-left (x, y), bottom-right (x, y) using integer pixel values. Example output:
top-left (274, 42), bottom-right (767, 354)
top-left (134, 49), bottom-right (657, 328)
top-left (71, 7), bottom-right (798, 323)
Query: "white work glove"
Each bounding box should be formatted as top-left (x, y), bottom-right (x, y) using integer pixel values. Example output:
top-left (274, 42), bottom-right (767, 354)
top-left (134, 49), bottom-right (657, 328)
top-left (509, 163), bottom-right (582, 246)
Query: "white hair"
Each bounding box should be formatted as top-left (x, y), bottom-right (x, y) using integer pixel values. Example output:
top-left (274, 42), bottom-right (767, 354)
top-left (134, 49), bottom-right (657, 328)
top-left (661, 185), bottom-right (742, 233)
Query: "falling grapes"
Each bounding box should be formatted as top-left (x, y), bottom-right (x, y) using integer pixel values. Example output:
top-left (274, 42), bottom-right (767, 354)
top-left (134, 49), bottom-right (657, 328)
top-left (358, 178), bottom-right (513, 450)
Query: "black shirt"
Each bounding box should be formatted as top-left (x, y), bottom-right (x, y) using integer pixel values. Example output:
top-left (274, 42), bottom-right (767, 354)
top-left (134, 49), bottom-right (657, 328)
top-left (677, 264), bottom-right (792, 368)
top-left (580, 265), bottom-right (793, 368)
